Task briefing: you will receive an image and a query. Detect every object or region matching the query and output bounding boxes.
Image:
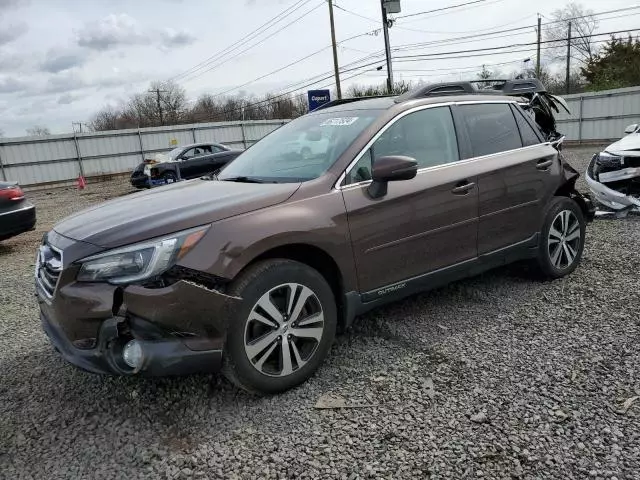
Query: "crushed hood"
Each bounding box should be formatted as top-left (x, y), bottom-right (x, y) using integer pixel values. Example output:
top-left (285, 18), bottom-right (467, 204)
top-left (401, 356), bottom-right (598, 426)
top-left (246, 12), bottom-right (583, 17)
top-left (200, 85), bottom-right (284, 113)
top-left (54, 179), bottom-right (300, 249)
top-left (604, 133), bottom-right (640, 156)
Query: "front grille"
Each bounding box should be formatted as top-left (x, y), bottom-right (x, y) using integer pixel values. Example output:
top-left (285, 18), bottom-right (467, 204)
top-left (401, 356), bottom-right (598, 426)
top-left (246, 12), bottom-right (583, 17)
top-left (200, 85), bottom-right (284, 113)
top-left (36, 243), bottom-right (62, 298)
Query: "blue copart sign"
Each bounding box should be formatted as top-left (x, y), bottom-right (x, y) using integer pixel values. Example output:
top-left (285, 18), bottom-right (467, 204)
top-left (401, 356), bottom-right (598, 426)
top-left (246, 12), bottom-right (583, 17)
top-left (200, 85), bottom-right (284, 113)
top-left (308, 90), bottom-right (331, 111)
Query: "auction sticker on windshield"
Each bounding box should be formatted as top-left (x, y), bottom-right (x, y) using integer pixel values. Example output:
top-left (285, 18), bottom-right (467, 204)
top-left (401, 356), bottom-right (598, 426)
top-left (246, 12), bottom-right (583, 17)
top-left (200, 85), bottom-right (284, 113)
top-left (320, 117), bottom-right (359, 126)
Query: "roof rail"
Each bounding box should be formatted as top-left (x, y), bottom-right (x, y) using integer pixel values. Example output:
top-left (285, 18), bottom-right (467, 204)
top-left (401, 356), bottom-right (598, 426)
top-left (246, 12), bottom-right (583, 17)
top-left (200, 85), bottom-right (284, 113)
top-left (311, 95), bottom-right (395, 112)
top-left (395, 78), bottom-right (547, 103)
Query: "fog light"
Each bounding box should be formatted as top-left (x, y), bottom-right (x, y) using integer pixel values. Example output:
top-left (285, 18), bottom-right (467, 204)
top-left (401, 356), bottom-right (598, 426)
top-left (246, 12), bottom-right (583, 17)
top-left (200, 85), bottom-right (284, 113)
top-left (122, 340), bottom-right (143, 369)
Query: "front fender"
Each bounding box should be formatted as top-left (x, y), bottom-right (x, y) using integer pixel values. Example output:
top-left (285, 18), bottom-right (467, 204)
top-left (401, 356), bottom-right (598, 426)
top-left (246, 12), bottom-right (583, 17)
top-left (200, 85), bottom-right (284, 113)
top-left (176, 191), bottom-right (358, 292)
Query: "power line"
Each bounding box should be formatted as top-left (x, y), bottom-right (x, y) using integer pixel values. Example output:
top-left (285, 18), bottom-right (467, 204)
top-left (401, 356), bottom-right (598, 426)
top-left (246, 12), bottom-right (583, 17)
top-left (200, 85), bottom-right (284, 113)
top-left (392, 6), bottom-right (640, 53)
top-left (333, 4), bottom-right (379, 23)
top-left (392, 36), bottom-right (618, 64)
top-left (396, 0), bottom-right (491, 19)
top-left (392, 5), bottom-right (640, 49)
top-left (327, 4), bottom-right (640, 71)
top-left (208, 40), bottom-right (563, 117)
top-left (393, 13), bottom-right (537, 35)
top-left (165, 0), bottom-right (316, 84)
top-left (394, 20), bottom-right (640, 55)
top-left (180, 6), bottom-right (640, 117)
top-left (395, 28), bottom-right (640, 60)
top-left (212, 23), bottom-right (639, 105)
top-left (544, 5), bottom-right (640, 26)
top-left (167, 2), bottom-right (639, 90)
top-left (391, 59), bottom-right (526, 74)
top-left (207, 28), bottom-right (381, 99)
top-left (212, 59), bottom-right (387, 118)
top-left (177, 1), bottom-right (325, 85)
top-left (216, 24), bottom-right (637, 105)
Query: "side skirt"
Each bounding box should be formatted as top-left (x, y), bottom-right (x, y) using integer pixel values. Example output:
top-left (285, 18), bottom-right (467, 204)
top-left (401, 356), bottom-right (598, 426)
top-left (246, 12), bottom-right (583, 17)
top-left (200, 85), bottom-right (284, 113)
top-left (342, 233), bottom-right (539, 328)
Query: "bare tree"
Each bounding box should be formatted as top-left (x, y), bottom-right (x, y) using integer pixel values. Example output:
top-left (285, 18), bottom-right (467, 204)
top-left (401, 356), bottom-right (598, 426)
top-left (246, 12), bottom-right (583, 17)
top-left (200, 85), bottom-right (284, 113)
top-left (26, 125), bottom-right (50, 136)
top-left (86, 85), bottom-right (317, 131)
top-left (153, 80), bottom-right (188, 125)
top-left (191, 94), bottom-right (223, 123)
top-left (89, 106), bottom-right (120, 131)
top-left (545, 2), bottom-right (599, 66)
top-left (293, 93), bottom-right (308, 117)
top-left (477, 65), bottom-right (493, 80)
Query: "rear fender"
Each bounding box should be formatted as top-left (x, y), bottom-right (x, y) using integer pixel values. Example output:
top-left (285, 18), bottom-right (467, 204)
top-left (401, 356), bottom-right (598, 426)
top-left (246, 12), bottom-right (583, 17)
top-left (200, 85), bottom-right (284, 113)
top-left (554, 155), bottom-right (595, 222)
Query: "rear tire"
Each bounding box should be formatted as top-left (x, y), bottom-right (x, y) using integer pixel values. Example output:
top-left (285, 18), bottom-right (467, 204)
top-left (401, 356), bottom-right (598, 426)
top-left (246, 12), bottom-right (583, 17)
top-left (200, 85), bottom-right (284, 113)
top-left (223, 259), bottom-right (337, 394)
top-left (535, 196), bottom-right (585, 279)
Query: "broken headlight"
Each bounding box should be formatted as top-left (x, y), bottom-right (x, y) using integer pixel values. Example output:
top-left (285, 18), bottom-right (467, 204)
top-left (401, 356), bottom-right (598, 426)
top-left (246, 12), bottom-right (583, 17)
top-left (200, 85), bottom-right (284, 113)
top-left (76, 225), bottom-right (209, 284)
top-left (596, 152), bottom-right (623, 169)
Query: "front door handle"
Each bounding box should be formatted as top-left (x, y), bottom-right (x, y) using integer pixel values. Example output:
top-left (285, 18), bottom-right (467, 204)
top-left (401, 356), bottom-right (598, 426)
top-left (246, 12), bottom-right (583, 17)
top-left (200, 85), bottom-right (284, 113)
top-left (537, 159), bottom-right (553, 170)
top-left (451, 181), bottom-right (476, 195)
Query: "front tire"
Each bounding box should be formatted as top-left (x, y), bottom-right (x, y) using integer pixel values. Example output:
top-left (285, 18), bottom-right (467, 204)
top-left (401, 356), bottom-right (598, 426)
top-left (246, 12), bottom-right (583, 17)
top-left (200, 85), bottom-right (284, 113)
top-left (162, 171), bottom-right (178, 184)
top-left (535, 196), bottom-right (586, 279)
top-left (223, 260), bottom-right (337, 394)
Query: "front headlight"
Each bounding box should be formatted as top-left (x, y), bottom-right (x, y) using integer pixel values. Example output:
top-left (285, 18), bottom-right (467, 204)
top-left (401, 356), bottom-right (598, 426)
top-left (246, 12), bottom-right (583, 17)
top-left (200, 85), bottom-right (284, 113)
top-left (76, 225), bottom-right (209, 284)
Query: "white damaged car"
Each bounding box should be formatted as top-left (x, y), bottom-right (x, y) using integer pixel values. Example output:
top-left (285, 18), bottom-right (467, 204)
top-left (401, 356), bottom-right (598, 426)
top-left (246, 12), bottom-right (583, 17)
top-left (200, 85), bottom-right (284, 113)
top-left (586, 123), bottom-right (640, 215)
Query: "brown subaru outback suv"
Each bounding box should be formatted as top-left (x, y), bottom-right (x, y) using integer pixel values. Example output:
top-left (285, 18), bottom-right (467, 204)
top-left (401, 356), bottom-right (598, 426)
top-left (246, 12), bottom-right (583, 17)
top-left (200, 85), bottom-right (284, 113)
top-left (36, 80), bottom-right (594, 394)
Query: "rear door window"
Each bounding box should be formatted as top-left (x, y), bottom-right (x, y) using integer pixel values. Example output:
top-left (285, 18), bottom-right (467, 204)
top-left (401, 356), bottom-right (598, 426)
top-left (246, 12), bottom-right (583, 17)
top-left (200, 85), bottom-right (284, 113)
top-left (511, 105), bottom-right (543, 146)
top-left (459, 103), bottom-right (522, 157)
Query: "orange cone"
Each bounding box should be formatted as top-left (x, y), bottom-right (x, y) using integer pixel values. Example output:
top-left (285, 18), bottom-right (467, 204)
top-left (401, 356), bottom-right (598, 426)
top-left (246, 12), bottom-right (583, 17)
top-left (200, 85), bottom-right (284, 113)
top-left (77, 175), bottom-right (86, 190)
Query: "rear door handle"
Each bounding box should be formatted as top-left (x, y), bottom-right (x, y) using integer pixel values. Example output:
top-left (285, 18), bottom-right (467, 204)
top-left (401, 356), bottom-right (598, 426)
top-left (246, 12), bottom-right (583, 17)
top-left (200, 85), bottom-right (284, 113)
top-left (536, 159), bottom-right (553, 170)
top-left (451, 181), bottom-right (476, 195)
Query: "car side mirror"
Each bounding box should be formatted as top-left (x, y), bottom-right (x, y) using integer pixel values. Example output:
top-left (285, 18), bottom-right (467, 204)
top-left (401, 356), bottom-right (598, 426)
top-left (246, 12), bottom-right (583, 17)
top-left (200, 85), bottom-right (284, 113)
top-left (368, 155), bottom-right (418, 199)
top-left (624, 124), bottom-right (639, 134)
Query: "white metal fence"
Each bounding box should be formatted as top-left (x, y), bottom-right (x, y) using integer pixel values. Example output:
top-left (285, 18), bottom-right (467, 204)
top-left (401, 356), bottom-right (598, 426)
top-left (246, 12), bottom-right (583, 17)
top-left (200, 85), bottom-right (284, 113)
top-left (555, 85), bottom-right (640, 143)
top-left (2, 85), bottom-right (639, 187)
top-left (0, 120), bottom-right (287, 187)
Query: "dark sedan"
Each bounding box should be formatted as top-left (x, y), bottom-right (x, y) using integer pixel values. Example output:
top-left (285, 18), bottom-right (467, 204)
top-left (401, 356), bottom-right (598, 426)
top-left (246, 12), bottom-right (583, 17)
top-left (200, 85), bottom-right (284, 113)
top-left (0, 182), bottom-right (36, 241)
top-left (130, 142), bottom-right (243, 188)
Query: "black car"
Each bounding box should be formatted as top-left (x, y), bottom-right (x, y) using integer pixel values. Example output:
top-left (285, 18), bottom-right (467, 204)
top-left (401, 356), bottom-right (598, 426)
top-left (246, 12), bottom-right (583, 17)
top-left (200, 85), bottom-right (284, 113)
top-left (0, 181), bottom-right (36, 241)
top-left (130, 143), bottom-right (243, 188)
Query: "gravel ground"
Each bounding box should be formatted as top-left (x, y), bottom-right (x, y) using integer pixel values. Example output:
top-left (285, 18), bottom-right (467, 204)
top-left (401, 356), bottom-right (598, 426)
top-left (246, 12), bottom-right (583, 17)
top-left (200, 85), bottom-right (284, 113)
top-left (1, 147), bottom-right (639, 480)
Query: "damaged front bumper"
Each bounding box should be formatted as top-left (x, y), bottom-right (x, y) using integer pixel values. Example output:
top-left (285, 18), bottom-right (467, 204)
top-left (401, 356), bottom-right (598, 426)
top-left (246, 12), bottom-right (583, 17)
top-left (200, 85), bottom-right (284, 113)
top-left (585, 153), bottom-right (640, 213)
top-left (37, 278), bottom-right (241, 376)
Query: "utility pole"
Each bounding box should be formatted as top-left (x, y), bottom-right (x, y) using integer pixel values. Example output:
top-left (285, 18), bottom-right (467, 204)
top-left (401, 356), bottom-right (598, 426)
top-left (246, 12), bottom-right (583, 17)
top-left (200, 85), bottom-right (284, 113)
top-left (565, 21), bottom-right (572, 95)
top-left (327, 0), bottom-right (342, 99)
top-left (536, 15), bottom-right (541, 77)
top-left (380, 0), bottom-right (394, 93)
top-left (150, 88), bottom-right (165, 126)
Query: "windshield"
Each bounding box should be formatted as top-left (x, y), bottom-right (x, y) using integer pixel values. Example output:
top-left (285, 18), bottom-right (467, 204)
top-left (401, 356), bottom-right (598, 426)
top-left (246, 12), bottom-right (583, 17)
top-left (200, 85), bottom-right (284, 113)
top-left (218, 109), bottom-right (382, 183)
top-left (168, 147), bottom-right (183, 160)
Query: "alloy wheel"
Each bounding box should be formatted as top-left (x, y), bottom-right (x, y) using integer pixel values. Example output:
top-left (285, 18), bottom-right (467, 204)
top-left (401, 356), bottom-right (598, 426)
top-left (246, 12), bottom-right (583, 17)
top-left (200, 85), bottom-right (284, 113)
top-left (244, 283), bottom-right (324, 377)
top-left (548, 210), bottom-right (581, 269)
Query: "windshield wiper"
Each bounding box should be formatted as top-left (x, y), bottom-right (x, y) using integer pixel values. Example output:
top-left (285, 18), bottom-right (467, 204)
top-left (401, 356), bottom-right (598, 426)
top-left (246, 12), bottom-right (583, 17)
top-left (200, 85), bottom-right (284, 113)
top-left (220, 176), bottom-right (272, 184)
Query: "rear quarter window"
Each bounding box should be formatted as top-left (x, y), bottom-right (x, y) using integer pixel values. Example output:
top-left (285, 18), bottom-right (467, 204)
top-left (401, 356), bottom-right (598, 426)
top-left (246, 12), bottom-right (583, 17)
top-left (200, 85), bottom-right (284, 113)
top-left (459, 103), bottom-right (523, 157)
top-left (511, 105), bottom-right (543, 146)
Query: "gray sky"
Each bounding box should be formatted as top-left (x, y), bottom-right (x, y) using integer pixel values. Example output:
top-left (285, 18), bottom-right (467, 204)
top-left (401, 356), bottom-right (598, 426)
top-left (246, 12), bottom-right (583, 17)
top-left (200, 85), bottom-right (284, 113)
top-left (0, 0), bottom-right (637, 137)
